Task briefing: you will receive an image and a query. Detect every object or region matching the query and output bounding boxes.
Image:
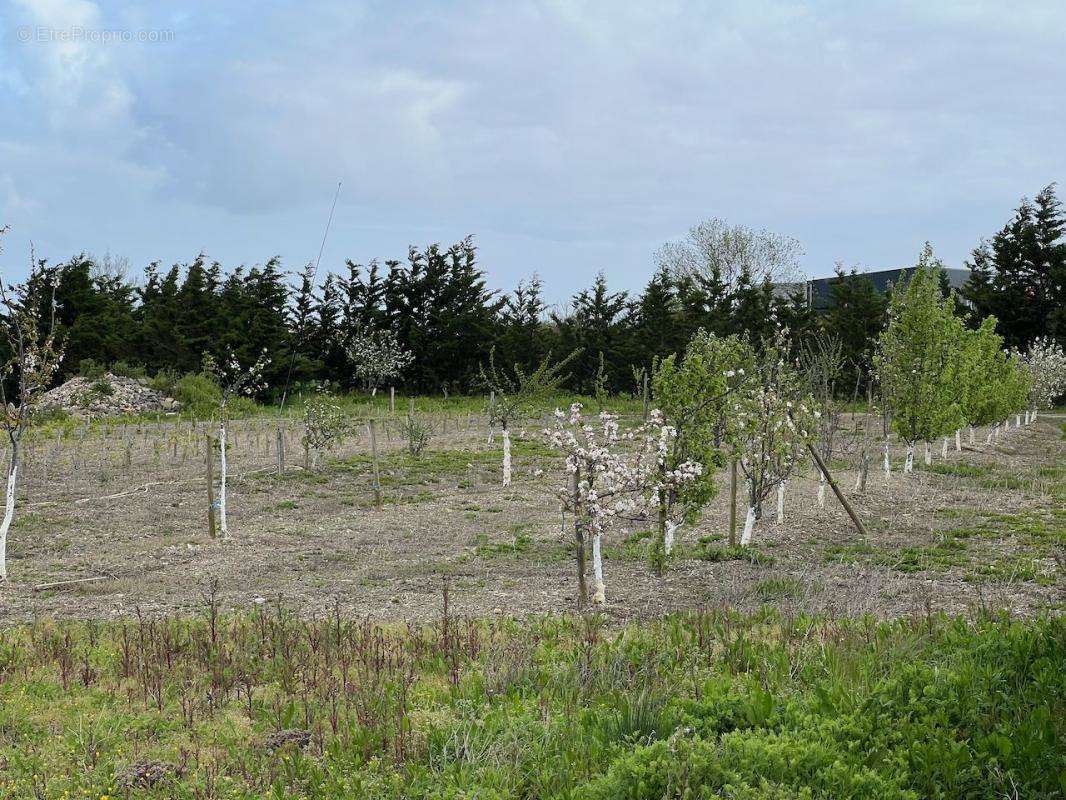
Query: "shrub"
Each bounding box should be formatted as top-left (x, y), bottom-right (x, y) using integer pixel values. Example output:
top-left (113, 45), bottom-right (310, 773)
top-left (149, 368), bottom-right (180, 396)
top-left (90, 379), bottom-right (114, 397)
top-left (77, 358), bottom-right (105, 379)
top-left (171, 372), bottom-right (221, 416)
top-left (110, 360), bottom-right (146, 379)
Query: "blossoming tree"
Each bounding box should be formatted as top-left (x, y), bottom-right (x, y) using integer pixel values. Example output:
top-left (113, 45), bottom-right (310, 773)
top-left (0, 236), bottom-right (64, 581)
top-left (731, 330), bottom-right (818, 544)
top-left (1020, 338), bottom-right (1066, 416)
top-left (346, 329), bottom-right (413, 396)
top-left (544, 404), bottom-right (701, 606)
top-left (202, 349), bottom-right (269, 538)
top-left (650, 329), bottom-right (751, 568)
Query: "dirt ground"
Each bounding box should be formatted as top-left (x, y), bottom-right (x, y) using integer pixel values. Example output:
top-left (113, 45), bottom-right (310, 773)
top-left (0, 411), bottom-right (1062, 624)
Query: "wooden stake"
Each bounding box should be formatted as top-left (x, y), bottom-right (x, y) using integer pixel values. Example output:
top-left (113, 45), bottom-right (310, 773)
top-left (276, 427), bottom-right (285, 474)
top-left (206, 435), bottom-right (217, 539)
top-left (369, 419), bottom-right (383, 509)
top-left (728, 458), bottom-right (738, 547)
top-left (806, 441), bottom-right (869, 538)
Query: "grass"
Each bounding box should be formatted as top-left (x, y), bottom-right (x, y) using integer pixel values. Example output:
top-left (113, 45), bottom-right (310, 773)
top-left (0, 608), bottom-right (1060, 799)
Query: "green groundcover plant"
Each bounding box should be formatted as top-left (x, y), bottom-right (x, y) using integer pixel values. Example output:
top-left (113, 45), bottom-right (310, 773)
top-left (0, 608), bottom-right (1061, 799)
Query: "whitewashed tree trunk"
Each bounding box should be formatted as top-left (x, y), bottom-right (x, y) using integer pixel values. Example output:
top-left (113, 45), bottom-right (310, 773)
top-left (816, 473), bottom-right (827, 509)
top-left (969, 426), bottom-right (975, 445)
top-left (1024, 410), bottom-right (1030, 425)
top-left (0, 449), bottom-right (18, 582)
top-left (904, 444), bottom-right (914, 474)
top-left (987, 425), bottom-right (995, 444)
top-left (218, 420), bottom-right (229, 538)
top-left (954, 430), bottom-right (961, 452)
top-left (501, 425), bottom-right (512, 487)
top-left (883, 439), bottom-right (891, 483)
top-left (1015, 414), bottom-right (1021, 427)
top-left (923, 442), bottom-right (931, 466)
top-left (664, 520), bottom-right (678, 556)
top-left (941, 437), bottom-right (948, 458)
top-left (776, 481), bottom-right (786, 524)
top-left (591, 533), bottom-right (606, 605)
top-left (1032, 409), bottom-right (1038, 422)
top-left (740, 504), bottom-right (756, 546)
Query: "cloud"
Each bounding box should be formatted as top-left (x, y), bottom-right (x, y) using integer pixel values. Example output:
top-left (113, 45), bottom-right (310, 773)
top-left (0, 0), bottom-right (1063, 296)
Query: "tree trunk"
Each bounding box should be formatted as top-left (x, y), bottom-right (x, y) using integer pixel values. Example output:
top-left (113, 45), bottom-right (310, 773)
top-left (501, 423), bottom-right (512, 487)
top-left (817, 474), bottom-right (827, 508)
top-left (740, 503), bottom-right (756, 546)
top-left (955, 430), bottom-right (962, 451)
top-left (855, 449), bottom-right (870, 492)
top-left (969, 426), bottom-right (975, 445)
top-left (776, 480), bottom-right (786, 524)
top-left (218, 420), bottom-right (229, 538)
top-left (904, 443), bottom-right (914, 474)
top-left (571, 469), bottom-right (587, 606)
top-left (591, 533), bottom-right (606, 605)
top-left (664, 520), bottom-right (678, 556)
top-left (923, 441), bottom-right (931, 465)
top-left (882, 439), bottom-right (891, 483)
top-left (0, 444), bottom-right (19, 581)
top-left (941, 437), bottom-right (948, 458)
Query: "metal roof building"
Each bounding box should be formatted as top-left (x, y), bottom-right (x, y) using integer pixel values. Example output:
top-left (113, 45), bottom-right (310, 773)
top-left (800, 267), bottom-right (971, 311)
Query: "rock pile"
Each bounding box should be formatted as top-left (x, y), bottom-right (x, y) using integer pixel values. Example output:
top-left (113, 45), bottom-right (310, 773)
top-left (38, 373), bottom-right (181, 418)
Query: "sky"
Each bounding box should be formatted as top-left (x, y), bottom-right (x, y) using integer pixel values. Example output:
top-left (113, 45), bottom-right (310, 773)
top-left (0, 0), bottom-right (1063, 307)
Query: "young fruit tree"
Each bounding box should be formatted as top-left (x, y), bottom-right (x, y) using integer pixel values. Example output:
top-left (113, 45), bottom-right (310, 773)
top-left (956, 318), bottom-right (1013, 445)
top-left (0, 239), bottom-right (64, 581)
top-left (650, 329), bottom-right (752, 569)
top-left (731, 330), bottom-right (818, 545)
top-left (347, 329), bottom-right (413, 397)
top-left (799, 333), bottom-right (846, 508)
top-left (1019, 338), bottom-right (1066, 416)
top-left (478, 347), bottom-right (579, 486)
top-left (874, 244), bottom-right (965, 472)
top-left (302, 391), bottom-right (349, 469)
top-left (544, 404), bottom-right (701, 606)
top-left (202, 349), bottom-right (269, 538)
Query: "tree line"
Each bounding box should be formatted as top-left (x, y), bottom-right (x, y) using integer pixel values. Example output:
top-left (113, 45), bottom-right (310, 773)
top-left (1, 184), bottom-right (1062, 399)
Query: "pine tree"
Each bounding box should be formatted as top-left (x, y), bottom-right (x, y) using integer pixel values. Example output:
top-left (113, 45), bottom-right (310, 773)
top-left (964, 184), bottom-right (1066, 347)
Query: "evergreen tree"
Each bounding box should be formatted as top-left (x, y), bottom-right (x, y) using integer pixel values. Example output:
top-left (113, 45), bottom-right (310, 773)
top-left (552, 273), bottom-right (632, 393)
top-left (822, 267), bottom-right (889, 390)
top-left (964, 184), bottom-right (1066, 347)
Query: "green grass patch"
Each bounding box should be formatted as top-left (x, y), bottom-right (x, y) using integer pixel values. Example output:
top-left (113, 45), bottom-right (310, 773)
top-left (0, 610), bottom-right (1060, 798)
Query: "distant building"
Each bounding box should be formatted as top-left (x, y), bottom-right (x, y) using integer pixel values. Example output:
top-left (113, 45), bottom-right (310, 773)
top-left (784, 267), bottom-right (971, 311)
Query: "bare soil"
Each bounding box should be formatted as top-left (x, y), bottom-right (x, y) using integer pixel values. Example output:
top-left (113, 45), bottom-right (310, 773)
top-left (1, 412), bottom-right (1062, 623)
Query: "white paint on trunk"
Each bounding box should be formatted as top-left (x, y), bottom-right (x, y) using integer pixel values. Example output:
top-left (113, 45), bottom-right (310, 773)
top-left (776, 481), bottom-right (786, 523)
top-left (664, 520), bottom-right (678, 555)
top-left (1015, 414), bottom-right (1021, 427)
top-left (969, 427), bottom-right (975, 445)
top-left (817, 473), bottom-right (827, 509)
top-left (954, 430), bottom-right (962, 452)
top-left (219, 421), bottom-right (229, 538)
top-left (882, 440), bottom-right (891, 482)
top-left (0, 461), bottom-right (17, 581)
top-left (923, 442), bottom-right (931, 466)
top-left (591, 533), bottom-right (606, 604)
top-left (941, 437), bottom-right (948, 458)
top-left (501, 427), bottom-right (512, 487)
top-left (904, 444), bottom-right (914, 474)
top-left (740, 505), bottom-right (756, 546)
